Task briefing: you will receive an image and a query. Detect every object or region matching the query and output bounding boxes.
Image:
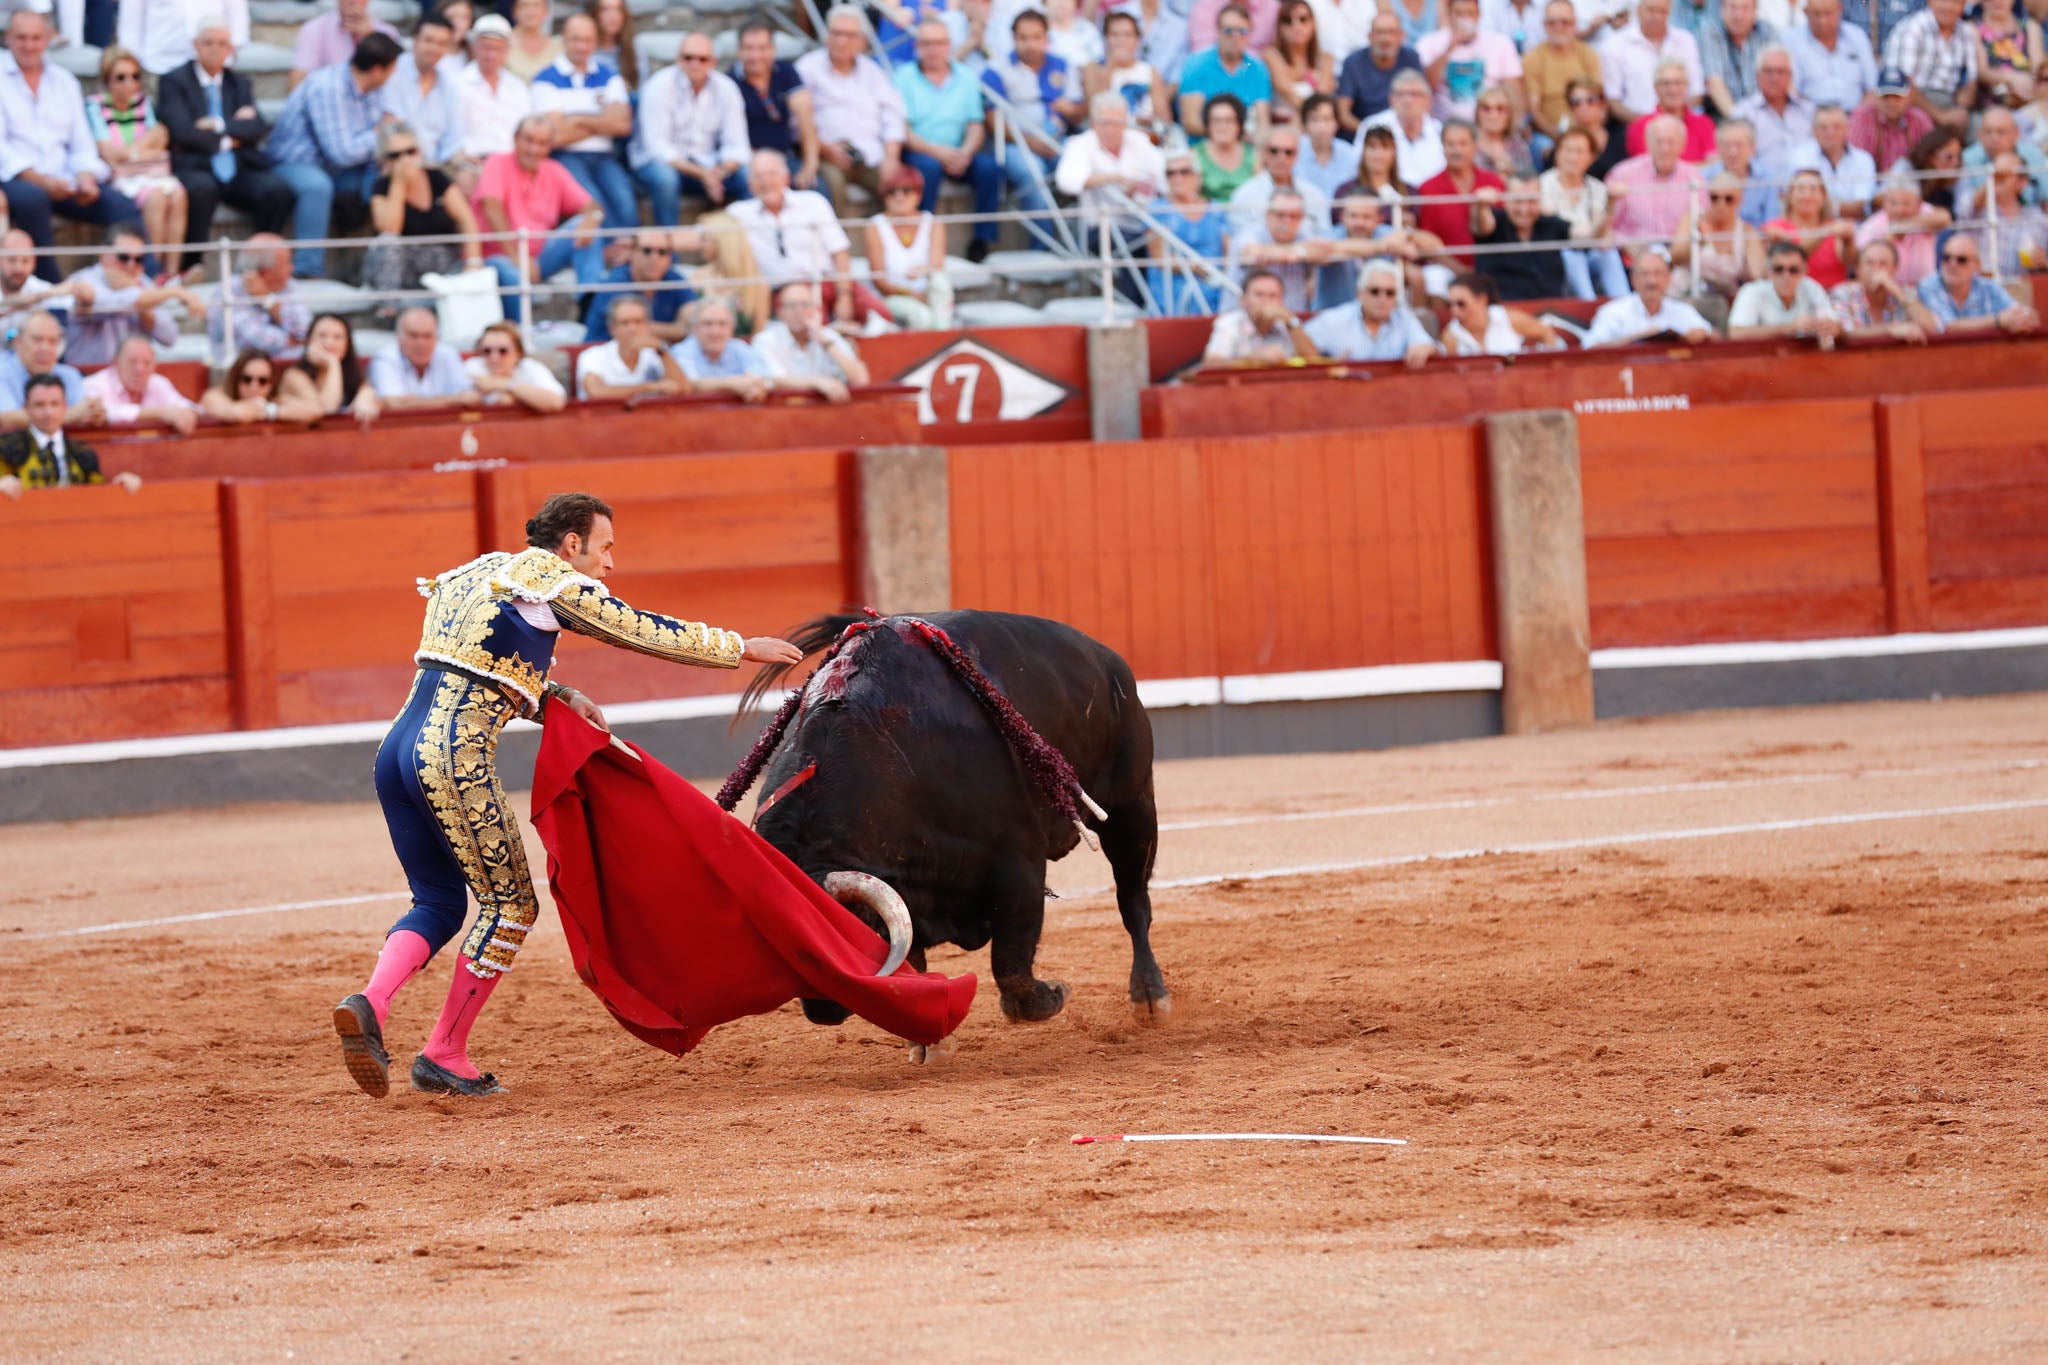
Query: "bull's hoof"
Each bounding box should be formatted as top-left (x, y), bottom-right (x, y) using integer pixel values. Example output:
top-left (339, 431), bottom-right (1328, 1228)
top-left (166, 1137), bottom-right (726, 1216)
top-left (1130, 990), bottom-right (1173, 1023)
top-left (800, 998), bottom-right (852, 1026)
top-left (998, 978), bottom-right (1069, 1023)
top-left (906, 1037), bottom-right (958, 1065)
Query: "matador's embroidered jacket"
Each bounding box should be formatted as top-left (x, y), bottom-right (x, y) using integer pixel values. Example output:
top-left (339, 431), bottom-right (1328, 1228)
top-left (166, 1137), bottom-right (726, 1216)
top-left (413, 546), bottom-right (745, 712)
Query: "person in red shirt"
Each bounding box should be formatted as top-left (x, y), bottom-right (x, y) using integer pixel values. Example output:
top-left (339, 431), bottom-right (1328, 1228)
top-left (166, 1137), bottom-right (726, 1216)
top-left (472, 115), bottom-right (607, 318)
top-left (1625, 60), bottom-right (1716, 160)
top-left (1415, 118), bottom-right (1504, 269)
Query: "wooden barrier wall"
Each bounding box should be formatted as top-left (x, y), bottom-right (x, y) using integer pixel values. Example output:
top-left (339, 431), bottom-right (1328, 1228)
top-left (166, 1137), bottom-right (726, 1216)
top-left (949, 427), bottom-right (1496, 680)
top-left (1907, 389), bottom-right (2048, 633)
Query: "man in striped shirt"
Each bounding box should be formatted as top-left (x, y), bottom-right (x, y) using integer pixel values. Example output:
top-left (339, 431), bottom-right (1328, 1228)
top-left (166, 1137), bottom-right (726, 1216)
top-left (267, 32), bottom-right (402, 277)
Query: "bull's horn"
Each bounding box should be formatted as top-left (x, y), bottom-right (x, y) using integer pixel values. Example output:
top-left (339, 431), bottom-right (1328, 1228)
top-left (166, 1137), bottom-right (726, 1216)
top-left (823, 871), bottom-right (913, 977)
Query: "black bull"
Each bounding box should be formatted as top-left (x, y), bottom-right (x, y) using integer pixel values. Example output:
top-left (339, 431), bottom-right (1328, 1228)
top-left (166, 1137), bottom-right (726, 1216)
top-left (743, 610), bottom-right (1171, 1025)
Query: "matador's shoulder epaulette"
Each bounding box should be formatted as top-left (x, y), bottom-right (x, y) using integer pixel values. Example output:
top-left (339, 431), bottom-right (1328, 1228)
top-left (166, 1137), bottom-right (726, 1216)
top-left (488, 548), bottom-right (605, 604)
top-left (416, 550), bottom-right (515, 599)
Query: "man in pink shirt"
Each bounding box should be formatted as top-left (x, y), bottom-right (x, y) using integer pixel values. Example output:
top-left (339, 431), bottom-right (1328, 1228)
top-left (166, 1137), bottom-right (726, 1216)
top-left (1605, 114), bottom-right (1703, 258)
top-left (289, 0), bottom-right (398, 90)
top-left (81, 335), bottom-right (197, 434)
top-left (473, 116), bottom-right (607, 317)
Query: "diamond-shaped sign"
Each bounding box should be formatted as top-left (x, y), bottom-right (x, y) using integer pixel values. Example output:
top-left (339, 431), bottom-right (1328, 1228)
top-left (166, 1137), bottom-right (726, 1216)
top-left (894, 338), bottom-right (1076, 425)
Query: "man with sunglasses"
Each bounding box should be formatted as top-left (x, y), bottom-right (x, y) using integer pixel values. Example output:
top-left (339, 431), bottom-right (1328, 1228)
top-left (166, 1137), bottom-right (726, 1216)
top-left (1914, 232), bottom-right (2039, 334)
top-left (1177, 2), bottom-right (1273, 138)
top-left (1304, 256), bottom-right (1439, 366)
top-left (60, 225), bottom-right (206, 369)
top-left (1726, 239), bottom-right (1843, 340)
top-left (636, 31), bottom-right (751, 226)
top-left (1227, 122), bottom-right (1331, 238)
top-left (582, 230), bottom-right (698, 345)
top-left (205, 233), bottom-right (310, 365)
top-left (1699, 118), bottom-right (1777, 228)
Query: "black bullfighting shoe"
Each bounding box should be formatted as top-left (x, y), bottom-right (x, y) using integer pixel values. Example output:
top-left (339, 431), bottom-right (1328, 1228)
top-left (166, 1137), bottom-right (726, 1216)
top-left (332, 993), bottom-right (391, 1098)
top-left (410, 1054), bottom-right (505, 1097)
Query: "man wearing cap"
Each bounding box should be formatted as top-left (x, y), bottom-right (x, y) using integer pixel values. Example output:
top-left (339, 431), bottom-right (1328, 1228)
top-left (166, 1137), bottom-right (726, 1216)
top-left (455, 15), bottom-right (532, 172)
top-left (1785, 0), bottom-right (1876, 110)
top-left (1848, 67), bottom-right (1930, 173)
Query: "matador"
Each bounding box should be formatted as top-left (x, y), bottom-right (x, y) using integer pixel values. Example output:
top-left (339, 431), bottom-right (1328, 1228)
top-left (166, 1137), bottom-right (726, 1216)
top-left (333, 491), bottom-right (802, 1098)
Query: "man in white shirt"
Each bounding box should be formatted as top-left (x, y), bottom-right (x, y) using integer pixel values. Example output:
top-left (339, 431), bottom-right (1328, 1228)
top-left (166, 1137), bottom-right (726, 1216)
top-left (1785, 0), bottom-right (1876, 110)
top-left (531, 14), bottom-right (636, 234)
top-left (731, 149), bottom-right (889, 326)
top-left (366, 307), bottom-right (480, 408)
top-left (1055, 92), bottom-right (1168, 250)
top-left (795, 4), bottom-right (908, 207)
top-left (1598, 0), bottom-right (1702, 122)
top-left (751, 280), bottom-right (871, 403)
top-left (0, 10), bottom-right (146, 283)
top-left (1226, 122), bottom-right (1333, 239)
top-left (1787, 101), bottom-right (1875, 215)
top-left (1726, 238), bottom-right (1844, 338)
top-left (1731, 42), bottom-right (1816, 167)
top-left (1360, 71), bottom-right (1448, 186)
top-left (576, 293), bottom-right (689, 400)
top-left (1204, 268), bottom-right (1318, 361)
top-left (634, 31), bottom-right (751, 225)
top-left (1584, 246), bottom-right (1714, 344)
top-left (455, 15), bottom-right (531, 172)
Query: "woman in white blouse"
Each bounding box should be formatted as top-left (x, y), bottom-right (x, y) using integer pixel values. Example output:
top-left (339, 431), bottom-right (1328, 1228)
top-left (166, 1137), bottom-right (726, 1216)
top-left (464, 322), bottom-right (567, 411)
top-left (1537, 126), bottom-right (1627, 298)
top-left (863, 163), bottom-right (954, 329)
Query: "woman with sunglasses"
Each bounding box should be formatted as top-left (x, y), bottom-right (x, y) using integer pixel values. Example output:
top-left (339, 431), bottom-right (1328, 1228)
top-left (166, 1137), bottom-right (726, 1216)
top-left (1149, 147), bottom-right (1231, 313)
top-left (464, 320), bottom-right (568, 411)
top-left (1195, 93), bottom-right (1257, 201)
top-left (365, 121), bottom-right (489, 309)
top-left (1764, 168), bottom-right (1856, 290)
top-left (1538, 127), bottom-right (1626, 296)
top-left (87, 46), bottom-right (190, 281)
top-left (1547, 79), bottom-right (1626, 179)
top-left (1669, 172), bottom-right (1766, 302)
top-left (863, 163), bottom-right (955, 330)
top-left (276, 312), bottom-right (382, 426)
top-left (200, 347), bottom-right (284, 425)
top-left (1473, 84), bottom-right (1534, 176)
top-left (1263, 0), bottom-right (1335, 125)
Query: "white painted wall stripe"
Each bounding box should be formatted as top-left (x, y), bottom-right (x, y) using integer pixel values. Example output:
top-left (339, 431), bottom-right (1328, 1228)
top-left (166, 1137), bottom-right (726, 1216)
top-left (1591, 626), bottom-right (2048, 670)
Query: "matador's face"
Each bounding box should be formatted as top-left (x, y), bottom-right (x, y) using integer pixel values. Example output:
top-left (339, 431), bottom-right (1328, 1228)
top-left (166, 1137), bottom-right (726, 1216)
top-left (559, 515), bottom-right (617, 579)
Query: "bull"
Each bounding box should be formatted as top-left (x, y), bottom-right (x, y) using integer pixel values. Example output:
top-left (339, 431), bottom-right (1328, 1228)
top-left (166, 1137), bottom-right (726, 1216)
top-left (730, 610), bottom-right (1170, 1039)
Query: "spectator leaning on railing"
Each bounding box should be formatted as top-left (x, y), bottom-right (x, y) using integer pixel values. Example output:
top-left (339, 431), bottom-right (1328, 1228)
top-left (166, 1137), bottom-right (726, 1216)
top-left (0, 309), bottom-right (100, 428)
top-left (1830, 236), bottom-right (1941, 341)
top-left (0, 372), bottom-right (139, 499)
top-left (576, 293), bottom-right (688, 400)
top-left (1584, 245), bottom-right (1715, 345)
top-left (0, 227), bottom-right (78, 315)
top-left (671, 294), bottom-right (774, 402)
top-left (1725, 238), bottom-right (1843, 341)
top-left (752, 280), bottom-right (871, 404)
top-left (368, 307), bottom-right (479, 409)
top-left (157, 18), bottom-right (294, 247)
top-left (1204, 268), bottom-right (1318, 361)
top-left (1231, 186), bottom-right (1334, 313)
top-left (276, 311), bottom-right (380, 426)
top-left (465, 320), bottom-right (567, 412)
top-left (1305, 256), bottom-right (1440, 365)
top-left (1228, 122), bottom-right (1333, 239)
top-left (200, 346), bottom-right (283, 425)
top-left (81, 333), bottom-right (198, 434)
top-left (208, 232), bottom-right (310, 363)
top-left (1443, 269), bottom-right (1560, 354)
top-left (1855, 171), bottom-right (1950, 287)
top-left (63, 224), bottom-right (206, 369)
top-left (1915, 230), bottom-right (2040, 333)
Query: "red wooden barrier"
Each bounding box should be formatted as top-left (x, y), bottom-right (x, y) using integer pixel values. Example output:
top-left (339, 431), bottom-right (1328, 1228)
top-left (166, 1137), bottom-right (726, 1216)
top-left (0, 480), bottom-right (231, 747)
top-left (950, 427), bottom-right (1494, 680)
top-left (1578, 398), bottom-right (1887, 648)
top-left (1910, 387), bottom-right (2048, 632)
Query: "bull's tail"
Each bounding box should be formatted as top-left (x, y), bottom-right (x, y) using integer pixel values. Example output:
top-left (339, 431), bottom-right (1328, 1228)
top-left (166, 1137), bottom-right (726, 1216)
top-left (734, 611), bottom-right (868, 719)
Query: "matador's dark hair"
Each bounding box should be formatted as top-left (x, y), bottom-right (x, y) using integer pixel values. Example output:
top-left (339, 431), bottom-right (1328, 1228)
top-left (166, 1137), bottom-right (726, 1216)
top-left (527, 492), bottom-right (615, 550)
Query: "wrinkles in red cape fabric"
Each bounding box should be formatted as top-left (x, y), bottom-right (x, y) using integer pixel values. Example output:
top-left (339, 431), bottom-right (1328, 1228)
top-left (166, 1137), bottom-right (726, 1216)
top-left (530, 712), bottom-right (977, 1056)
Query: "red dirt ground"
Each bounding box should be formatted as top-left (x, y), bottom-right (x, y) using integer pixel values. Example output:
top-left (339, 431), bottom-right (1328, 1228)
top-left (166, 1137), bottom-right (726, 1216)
top-left (5, 695), bottom-right (2048, 1360)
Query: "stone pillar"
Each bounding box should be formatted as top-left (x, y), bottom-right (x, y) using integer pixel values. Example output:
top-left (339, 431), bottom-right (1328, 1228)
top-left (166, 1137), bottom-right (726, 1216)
top-left (1485, 410), bottom-right (1595, 734)
top-left (854, 445), bottom-right (952, 614)
top-left (1086, 321), bottom-right (1149, 443)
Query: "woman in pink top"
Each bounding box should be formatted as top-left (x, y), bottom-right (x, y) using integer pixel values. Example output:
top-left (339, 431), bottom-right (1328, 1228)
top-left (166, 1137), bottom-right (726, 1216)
top-left (1853, 174), bottom-right (1952, 288)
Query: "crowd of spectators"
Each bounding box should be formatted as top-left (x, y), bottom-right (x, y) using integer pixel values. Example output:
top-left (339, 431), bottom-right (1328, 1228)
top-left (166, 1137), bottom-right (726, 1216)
top-left (3, 0), bottom-right (2048, 481)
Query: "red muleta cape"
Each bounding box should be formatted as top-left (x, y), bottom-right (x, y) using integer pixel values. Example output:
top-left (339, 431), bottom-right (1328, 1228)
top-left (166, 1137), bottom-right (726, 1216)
top-left (530, 712), bottom-right (977, 1056)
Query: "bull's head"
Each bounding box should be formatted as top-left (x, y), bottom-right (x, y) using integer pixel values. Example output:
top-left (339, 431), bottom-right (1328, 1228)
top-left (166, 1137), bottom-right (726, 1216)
top-left (822, 870), bottom-right (913, 977)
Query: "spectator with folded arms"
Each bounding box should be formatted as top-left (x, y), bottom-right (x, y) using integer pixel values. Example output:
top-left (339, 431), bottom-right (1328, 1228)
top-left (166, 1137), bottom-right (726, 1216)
top-left (0, 374), bottom-right (139, 499)
top-left (63, 225), bottom-right (206, 369)
top-left (275, 312), bottom-right (380, 425)
top-left (1204, 268), bottom-right (1318, 361)
top-left (1829, 237), bottom-right (1940, 341)
top-left (1232, 187), bottom-right (1335, 313)
top-left (1316, 194), bottom-right (1436, 308)
top-left (1584, 246), bottom-right (1715, 344)
top-left (207, 233), bottom-right (310, 364)
top-left (1915, 230), bottom-right (2039, 333)
top-left (1305, 257), bottom-right (1440, 365)
top-left (0, 228), bottom-right (77, 316)
top-left (200, 346), bottom-right (284, 424)
top-left (576, 294), bottom-right (688, 401)
top-left (752, 281), bottom-right (870, 404)
top-left (532, 14), bottom-right (637, 244)
top-left (1725, 239), bottom-right (1843, 340)
top-left (1854, 172), bottom-right (1950, 288)
top-left (81, 334), bottom-right (198, 433)
top-left (368, 307), bottom-right (479, 410)
top-left (465, 320), bottom-right (566, 412)
top-left (1443, 269), bottom-right (1561, 354)
top-left (671, 296), bottom-right (773, 402)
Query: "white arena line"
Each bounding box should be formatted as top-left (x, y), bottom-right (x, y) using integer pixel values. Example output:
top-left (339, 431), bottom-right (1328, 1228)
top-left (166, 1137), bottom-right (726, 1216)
top-left (24, 794), bottom-right (2048, 940)
top-left (1155, 757), bottom-right (2048, 832)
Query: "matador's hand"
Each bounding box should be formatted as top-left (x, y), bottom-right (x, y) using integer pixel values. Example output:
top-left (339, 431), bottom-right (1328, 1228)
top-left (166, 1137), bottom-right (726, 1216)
top-left (743, 636), bottom-right (804, 664)
top-left (564, 689), bottom-right (610, 732)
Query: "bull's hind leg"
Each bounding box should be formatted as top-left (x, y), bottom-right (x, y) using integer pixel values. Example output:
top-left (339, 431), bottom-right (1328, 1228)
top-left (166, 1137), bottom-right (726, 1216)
top-left (1100, 793), bottom-right (1170, 1019)
top-left (989, 861), bottom-right (1068, 1022)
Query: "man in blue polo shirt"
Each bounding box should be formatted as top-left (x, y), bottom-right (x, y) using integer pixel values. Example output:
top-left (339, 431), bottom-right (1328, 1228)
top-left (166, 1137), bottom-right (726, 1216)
top-left (896, 18), bottom-right (1003, 262)
top-left (981, 8), bottom-right (1081, 243)
top-left (1176, 3), bottom-right (1272, 138)
top-left (582, 230), bottom-right (698, 345)
top-left (1915, 232), bottom-right (2040, 334)
top-left (1305, 258), bottom-right (1440, 364)
top-left (671, 296), bottom-right (774, 400)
